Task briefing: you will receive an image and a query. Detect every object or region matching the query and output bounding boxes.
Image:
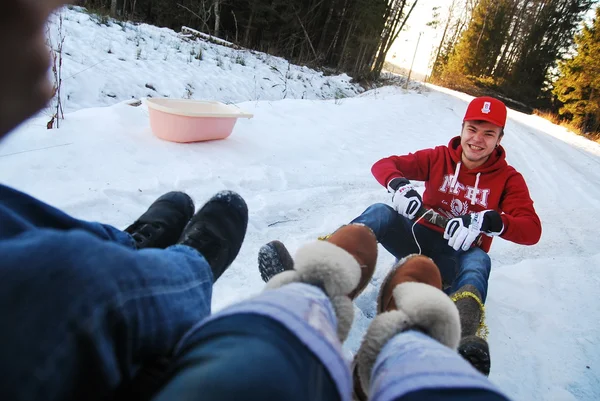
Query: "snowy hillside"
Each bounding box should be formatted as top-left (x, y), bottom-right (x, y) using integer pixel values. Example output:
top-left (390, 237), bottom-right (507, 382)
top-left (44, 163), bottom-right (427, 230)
top-left (2, 6), bottom-right (599, 401)
top-left (45, 6), bottom-right (362, 115)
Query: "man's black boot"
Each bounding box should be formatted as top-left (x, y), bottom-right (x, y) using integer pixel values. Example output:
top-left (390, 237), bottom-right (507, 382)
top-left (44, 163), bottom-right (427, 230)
top-left (178, 191), bottom-right (248, 282)
top-left (125, 191), bottom-right (195, 249)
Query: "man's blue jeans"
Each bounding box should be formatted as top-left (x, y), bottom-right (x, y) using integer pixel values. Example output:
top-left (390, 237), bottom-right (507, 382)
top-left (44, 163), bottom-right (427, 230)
top-left (151, 314), bottom-right (342, 401)
top-left (149, 283), bottom-right (508, 401)
top-left (351, 203), bottom-right (492, 301)
top-left (0, 184), bottom-right (215, 401)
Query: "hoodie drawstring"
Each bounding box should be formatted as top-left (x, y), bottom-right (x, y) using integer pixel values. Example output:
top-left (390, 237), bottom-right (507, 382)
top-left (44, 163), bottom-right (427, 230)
top-left (450, 162), bottom-right (461, 192)
top-left (470, 172), bottom-right (481, 205)
top-left (451, 162), bottom-right (481, 205)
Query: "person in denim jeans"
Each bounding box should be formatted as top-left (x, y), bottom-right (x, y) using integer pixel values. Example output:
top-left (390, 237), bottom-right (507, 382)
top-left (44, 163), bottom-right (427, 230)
top-left (0, 189), bottom-right (509, 401)
top-left (149, 225), bottom-right (510, 401)
top-left (0, 2), bottom-right (250, 400)
top-left (259, 97), bottom-right (542, 376)
top-left (350, 203), bottom-right (492, 301)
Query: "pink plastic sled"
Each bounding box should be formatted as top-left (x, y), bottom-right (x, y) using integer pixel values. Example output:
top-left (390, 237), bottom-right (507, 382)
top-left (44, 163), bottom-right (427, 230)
top-left (146, 98), bottom-right (254, 143)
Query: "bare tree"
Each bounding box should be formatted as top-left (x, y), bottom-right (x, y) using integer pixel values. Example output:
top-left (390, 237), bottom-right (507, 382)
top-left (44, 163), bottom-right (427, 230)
top-left (371, 0), bottom-right (420, 79)
top-left (214, 0), bottom-right (221, 37)
top-left (110, 0), bottom-right (118, 16)
top-left (178, 2), bottom-right (213, 35)
top-left (46, 12), bottom-right (66, 129)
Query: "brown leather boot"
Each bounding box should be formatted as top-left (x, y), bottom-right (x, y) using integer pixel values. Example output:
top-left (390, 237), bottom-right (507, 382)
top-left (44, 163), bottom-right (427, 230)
top-left (265, 224), bottom-right (378, 342)
top-left (377, 255), bottom-right (443, 313)
top-left (261, 224), bottom-right (378, 297)
top-left (451, 284), bottom-right (491, 376)
top-left (353, 255), bottom-right (456, 400)
top-left (325, 224), bottom-right (378, 300)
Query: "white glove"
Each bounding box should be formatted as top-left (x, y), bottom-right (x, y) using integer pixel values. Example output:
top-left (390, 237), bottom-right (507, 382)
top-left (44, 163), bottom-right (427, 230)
top-left (389, 178), bottom-right (423, 220)
top-left (444, 210), bottom-right (503, 251)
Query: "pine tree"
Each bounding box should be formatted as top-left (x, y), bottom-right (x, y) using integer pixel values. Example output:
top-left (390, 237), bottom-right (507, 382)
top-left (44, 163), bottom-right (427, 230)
top-left (553, 7), bottom-right (600, 134)
top-left (441, 0), bottom-right (512, 82)
top-left (430, 0), bottom-right (477, 81)
top-left (504, 0), bottom-right (594, 104)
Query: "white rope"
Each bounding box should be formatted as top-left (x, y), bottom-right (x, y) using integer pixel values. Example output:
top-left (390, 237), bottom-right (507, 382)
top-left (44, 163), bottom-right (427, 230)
top-left (411, 209), bottom-right (434, 255)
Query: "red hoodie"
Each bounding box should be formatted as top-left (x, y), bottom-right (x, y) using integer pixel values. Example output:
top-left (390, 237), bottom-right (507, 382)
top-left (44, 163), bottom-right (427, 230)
top-left (371, 136), bottom-right (542, 252)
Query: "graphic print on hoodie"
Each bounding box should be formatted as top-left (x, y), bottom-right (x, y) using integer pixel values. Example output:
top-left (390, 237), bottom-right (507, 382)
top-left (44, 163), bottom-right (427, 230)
top-left (371, 136), bottom-right (542, 252)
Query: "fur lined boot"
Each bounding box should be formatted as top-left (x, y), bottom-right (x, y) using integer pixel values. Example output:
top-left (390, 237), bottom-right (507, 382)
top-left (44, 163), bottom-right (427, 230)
top-left (265, 224), bottom-right (377, 341)
top-left (353, 255), bottom-right (460, 400)
top-left (258, 224), bottom-right (372, 284)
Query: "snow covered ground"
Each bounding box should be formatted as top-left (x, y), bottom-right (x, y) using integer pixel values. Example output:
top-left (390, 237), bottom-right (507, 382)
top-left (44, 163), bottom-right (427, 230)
top-left (43, 6), bottom-right (361, 116)
top-left (2, 6), bottom-right (599, 401)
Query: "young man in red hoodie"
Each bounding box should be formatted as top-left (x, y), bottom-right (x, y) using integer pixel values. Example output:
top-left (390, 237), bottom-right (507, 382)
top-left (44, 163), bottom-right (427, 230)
top-left (259, 96), bottom-right (542, 375)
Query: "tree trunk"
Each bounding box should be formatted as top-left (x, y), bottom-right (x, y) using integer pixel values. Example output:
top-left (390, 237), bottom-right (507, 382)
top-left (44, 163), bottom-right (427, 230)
top-left (214, 0), bottom-right (221, 38)
top-left (244, 10), bottom-right (254, 47)
top-left (495, 0), bottom-right (527, 77)
top-left (110, 0), bottom-right (118, 16)
top-left (432, 0), bottom-right (456, 75)
top-left (337, 17), bottom-right (355, 72)
top-left (328, 0), bottom-right (349, 62)
top-left (584, 87), bottom-right (594, 132)
top-left (317, 0), bottom-right (337, 57)
top-left (474, 5), bottom-right (490, 56)
top-left (354, 41), bottom-right (367, 76)
top-left (433, 6), bottom-right (454, 71)
top-left (293, 5), bottom-right (319, 61)
top-left (372, 0), bottom-right (419, 78)
top-left (231, 10), bottom-right (239, 43)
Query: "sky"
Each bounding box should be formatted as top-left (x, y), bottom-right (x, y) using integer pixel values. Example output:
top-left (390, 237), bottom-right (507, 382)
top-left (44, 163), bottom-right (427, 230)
top-left (386, 0), bottom-right (450, 78)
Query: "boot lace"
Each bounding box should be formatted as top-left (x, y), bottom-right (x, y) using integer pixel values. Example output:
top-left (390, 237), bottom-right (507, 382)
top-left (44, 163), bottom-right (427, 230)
top-left (129, 223), bottom-right (162, 248)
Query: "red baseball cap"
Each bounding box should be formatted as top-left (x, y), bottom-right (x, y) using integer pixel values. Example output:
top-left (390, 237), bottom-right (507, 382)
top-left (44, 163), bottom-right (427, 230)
top-left (463, 96), bottom-right (507, 128)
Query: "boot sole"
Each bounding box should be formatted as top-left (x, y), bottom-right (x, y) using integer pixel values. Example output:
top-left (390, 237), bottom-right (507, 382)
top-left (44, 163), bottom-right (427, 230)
top-left (459, 338), bottom-right (491, 376)
top-left (258, 240), bottom-right (294, 282)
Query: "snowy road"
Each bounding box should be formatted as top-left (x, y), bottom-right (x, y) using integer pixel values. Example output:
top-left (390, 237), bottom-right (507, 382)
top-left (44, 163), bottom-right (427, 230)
top-left (1, 85), bottom-right (599, 400)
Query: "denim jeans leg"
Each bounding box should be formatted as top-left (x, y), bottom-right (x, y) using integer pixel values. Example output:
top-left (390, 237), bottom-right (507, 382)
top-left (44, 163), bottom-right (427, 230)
top-left (369, 330), bottom-right (508, 401)
top-left (151, 314), bottom-right (341, 401)
top-left (451, 248), bottom-right (492, 302)
top-left (429, 251), bottom-right (460, 292)
top-left (0, 237), bottom-right (214, 401)
top-left (97, 222), bottom-right (137, 247)
top-left (151, 282), bottom-right (351, 401)
top-left (350, 203), bottom-right (432, 259)
top-left (0, 184), bottom-right (136, 248)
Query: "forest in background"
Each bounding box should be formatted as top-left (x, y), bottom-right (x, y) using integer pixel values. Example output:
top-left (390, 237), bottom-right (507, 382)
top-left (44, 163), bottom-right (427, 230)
top-left (76, 0), bottom-right (600, 137)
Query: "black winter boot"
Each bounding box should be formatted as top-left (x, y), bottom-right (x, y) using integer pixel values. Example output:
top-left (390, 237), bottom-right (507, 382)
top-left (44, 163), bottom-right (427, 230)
top-left (125, 191), bottom-right (195, 249)
top-left (451, 284), bottom-right (491, 376)
top-left (258, 225), bottom-right (354, 283)
top-left (178, 191), bottom-right (248, 282)
top-left (258, 240), bottom-right (294, 282)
